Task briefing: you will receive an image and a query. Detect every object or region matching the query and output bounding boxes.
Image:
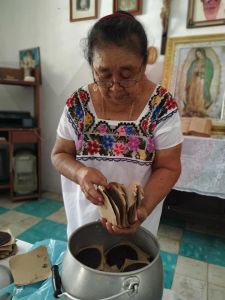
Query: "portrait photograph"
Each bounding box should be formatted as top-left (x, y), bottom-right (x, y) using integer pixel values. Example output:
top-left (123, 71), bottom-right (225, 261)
top-left (70, 0), bottom-right (98, 22)
top-left (113, 0), bottom-right (142, 15)
top-left (162, 34), bottom-right (225, 119)
top-left (187, 0), bottom-right (225, 28)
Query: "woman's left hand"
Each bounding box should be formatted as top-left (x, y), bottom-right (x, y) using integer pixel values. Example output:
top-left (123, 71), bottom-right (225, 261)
top-left (100, 206), bottom-right (149, 234)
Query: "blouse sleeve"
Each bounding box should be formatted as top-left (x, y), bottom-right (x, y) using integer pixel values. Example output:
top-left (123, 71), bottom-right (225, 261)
top-left (154, 111), bottom-right (183, 150)
top-left (57, 106), bottom-right (78, 142)
top-left (152, 87), bottom-right (183, 150)
top-left (56, 92), bottom-right (85, 147)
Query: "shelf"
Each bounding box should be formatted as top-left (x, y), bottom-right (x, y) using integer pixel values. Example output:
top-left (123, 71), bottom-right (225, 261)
top-left (0, 66), bottom-right (41, 201)
top-left (0, 140), bottom-right (9, 145)
top-left (11, 129), bottom-right (40, 143)
top-left (0, 67), bottom-right (39, 87)
top-left (0, 79), bottom-right (36, 86)
top-left (0, 127), bottom-right (38, 131)
top-left (0, 183), bottom-right (10, 189)
top-left (12, 193), bottom-right (39, 201)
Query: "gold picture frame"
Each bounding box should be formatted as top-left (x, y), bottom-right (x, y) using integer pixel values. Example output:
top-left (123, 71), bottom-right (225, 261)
top-left (70, 0), bottom-right (98, 22)
top-left (113, 0), bottom-right (142, 15)
top-left (187, 0), bottom-right (225, 28)
top-left (162, 34), bottom-right (225, 119)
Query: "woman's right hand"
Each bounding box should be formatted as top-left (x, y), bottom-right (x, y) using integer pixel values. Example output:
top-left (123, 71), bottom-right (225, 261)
top-left (76, 166), bottom-right (108, 205)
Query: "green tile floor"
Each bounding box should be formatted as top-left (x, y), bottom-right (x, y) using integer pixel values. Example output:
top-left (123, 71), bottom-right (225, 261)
top-left (1, 193), bottom-right (225, 299)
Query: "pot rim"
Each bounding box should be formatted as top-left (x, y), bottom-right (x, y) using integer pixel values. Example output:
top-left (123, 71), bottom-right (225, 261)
top-left (66, 221), bottom-right (161, 276)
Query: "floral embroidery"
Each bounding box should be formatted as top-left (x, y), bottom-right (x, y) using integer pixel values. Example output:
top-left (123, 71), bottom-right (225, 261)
top-left (139, 113), bottom-right (151, 136)
top-left (141, 118), bottom-right (149, 130)
top-left (113, 142), bottom-right (126, 156)
top-left (117, 126), bottom-right (126, 136)
top-left (66, 85), bottom-right (178, 163)
top-left (66, 96), bottom-right (74, 107)
top-left (128, 136), bottom-right (140, 151)
top-left (125, 125), bottom-right (135, 136)
top-left (78, 120), bottom-right (84, 134)
top-left (151, 121), bottom-right (156, 131)
top-left (147, 138), bottom-right (155, 152)
top-left (97, 123), bottom-right (108, 134)
top-left (85, 112), bottom-right (92, 124)
top-left (75, 104), bottom-right (84, 119)
top-left (165, 98), bottom-right (177, 110)
top-left (87, 140), bottom-right (100, 155)
top-left (94, 121), bottom-right (112, 134)
top-left (79, 90), bottom-right (89, 105)
top-left (75, 135), bottom-right (84, 151)
top-left (102, 136), bottom-right (114, 150)
top-left (159, 87), bottom-right (167, 95)
top-left (152, 95), bottom-right (161, 106)
top-left (115, 123), bottom-right (139, 137)
top-left (136, 149), bottom-right (147, 160)
top-left (149, 86), bottom-right (178, 123)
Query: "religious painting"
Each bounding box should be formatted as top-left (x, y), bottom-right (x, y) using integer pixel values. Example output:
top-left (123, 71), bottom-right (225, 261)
top-left (70, 0), bottom-right (98, 22)
top-left (162, 34), bottom-right (225, 119)
top-left (19, 47), bottom-right (42, 83)
top-left (187, 0), bottom-right (225, 28)
top-left (113, 0), bottom-right (142, 15)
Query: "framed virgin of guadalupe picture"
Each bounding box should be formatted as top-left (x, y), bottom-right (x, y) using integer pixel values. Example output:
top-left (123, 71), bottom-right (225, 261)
top-left (70, 0), bottom-right (98, 22)
top-left (187, 0), bottom-right (225, 28)
top-left (113, 0), bottom-right (142, 15)
top-left (162, 34), bottom-right (225, 119)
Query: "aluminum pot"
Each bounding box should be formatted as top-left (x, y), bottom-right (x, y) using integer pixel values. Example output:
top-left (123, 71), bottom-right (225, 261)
top-left (52, 221), bottom-right (163, 300)
top-left (0, 265), bottom-right (13, 300)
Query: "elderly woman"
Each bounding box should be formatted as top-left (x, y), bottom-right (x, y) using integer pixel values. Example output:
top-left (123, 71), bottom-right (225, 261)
top-left (51, 11), bottom-right (183, 238)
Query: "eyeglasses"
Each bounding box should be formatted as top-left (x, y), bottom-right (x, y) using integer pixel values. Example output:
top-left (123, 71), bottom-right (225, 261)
top-left (92, 64), bottom-right (143, 89)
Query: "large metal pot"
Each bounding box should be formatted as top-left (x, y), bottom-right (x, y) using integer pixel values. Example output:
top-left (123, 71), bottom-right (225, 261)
top-left (52, 221), bottom-right (163, 300)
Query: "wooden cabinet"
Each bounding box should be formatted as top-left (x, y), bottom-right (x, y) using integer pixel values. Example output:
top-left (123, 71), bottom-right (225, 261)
top-left (0, 67), bottom-right (41, 200)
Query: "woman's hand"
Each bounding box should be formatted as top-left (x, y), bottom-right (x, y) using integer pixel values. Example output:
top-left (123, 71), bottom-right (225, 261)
top-left (100, 206), bottom-right (149, 235)
top-left (77, 166), bottom-right (108, 205)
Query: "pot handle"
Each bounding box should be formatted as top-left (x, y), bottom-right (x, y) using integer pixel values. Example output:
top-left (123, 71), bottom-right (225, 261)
top-left (51, 265), bottom-right (139, 300)
top-left (51, 265), bottom-right (63, 298)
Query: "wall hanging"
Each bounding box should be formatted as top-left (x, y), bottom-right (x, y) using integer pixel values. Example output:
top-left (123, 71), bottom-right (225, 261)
top-left (19, 47), bottom-right (41, 83)
top-left (113, 0), bottom-right (142, 15)
top-left (162, 34), bottom-right (225, 119)
top-left (187, 0), bottom-right (225, 28)
top-left (70, 0), bottom-right (98, 22)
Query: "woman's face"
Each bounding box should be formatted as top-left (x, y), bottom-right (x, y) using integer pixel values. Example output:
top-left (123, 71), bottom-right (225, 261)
top-left (196, 50), bottom-right (204, 59)
top-left (92, 45), bottom-right (146, 104)
top-left (201, 0), bottom-right (222, 20)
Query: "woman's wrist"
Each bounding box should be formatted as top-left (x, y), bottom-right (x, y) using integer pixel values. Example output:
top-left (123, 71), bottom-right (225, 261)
top-left (74, 165), bottom-right (88, 185)
top-left (141, 197), bottom-right (160, 217)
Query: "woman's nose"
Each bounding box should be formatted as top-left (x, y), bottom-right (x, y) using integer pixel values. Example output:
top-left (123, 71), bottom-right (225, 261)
top-left (109, 81), bottom-right (123, 91)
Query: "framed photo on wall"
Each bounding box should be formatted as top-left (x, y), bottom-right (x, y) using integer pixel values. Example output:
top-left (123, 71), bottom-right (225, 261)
top-left (162, 34), bottom-right (225, 119)
top-left (19, 47), bottom-right (42, 83)
top-left (70, 0), bottom-right (98, 22)
top-left (113, 0), bottom-right (142, 15)
top-left (187, 0), bottom-right (225, 28)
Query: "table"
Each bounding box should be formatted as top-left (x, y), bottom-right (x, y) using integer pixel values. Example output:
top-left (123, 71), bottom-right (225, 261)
top-left (174, 136), bottom-right (225, 199)
top-left (0, 240), bottom-right (181, 300)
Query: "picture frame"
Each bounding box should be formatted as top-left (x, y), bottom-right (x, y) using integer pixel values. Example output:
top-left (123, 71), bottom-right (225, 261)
top-left (162, 34), bottom-right (225, 120)
top-left (113, 0), bottom-right (142, 15)
top-left (19, 47), bottom-right (42, 84)
top-left (187, 0), bottom-right (225, 28)
top-left (70, 0), bottom-right (98, 22)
